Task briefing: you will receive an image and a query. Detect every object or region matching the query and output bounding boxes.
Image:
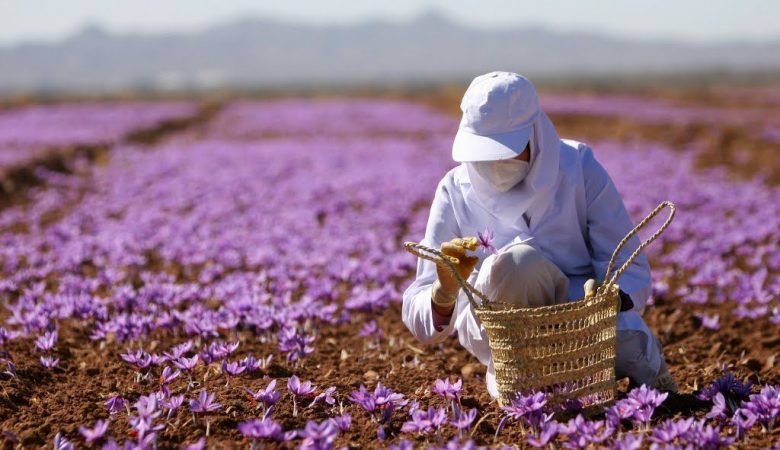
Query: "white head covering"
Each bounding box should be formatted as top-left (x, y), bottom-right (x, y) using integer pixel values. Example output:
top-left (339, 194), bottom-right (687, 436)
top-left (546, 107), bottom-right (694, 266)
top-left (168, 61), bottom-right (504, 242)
top-left (463, 109), bottom-right (562, 229)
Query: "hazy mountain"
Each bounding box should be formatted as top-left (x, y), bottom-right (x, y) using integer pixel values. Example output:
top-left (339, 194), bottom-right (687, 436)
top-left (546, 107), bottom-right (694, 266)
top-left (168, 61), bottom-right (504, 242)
top-left (1, 11), bottom-right (778, 94)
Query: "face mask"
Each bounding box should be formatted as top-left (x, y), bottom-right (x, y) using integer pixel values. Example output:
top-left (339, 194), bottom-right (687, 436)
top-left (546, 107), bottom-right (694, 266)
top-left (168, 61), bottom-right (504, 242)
top-left (468, 158), bottom-right (530, 192)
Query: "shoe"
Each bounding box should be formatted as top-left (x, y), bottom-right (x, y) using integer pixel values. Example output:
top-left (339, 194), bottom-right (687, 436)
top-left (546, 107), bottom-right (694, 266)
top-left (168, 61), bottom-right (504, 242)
top-left (651, 360), bottom-right (678, 393)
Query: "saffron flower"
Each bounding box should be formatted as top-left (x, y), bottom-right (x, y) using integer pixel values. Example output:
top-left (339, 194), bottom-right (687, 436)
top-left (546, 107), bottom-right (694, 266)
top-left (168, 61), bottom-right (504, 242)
top-left (309, 386), bottom-right (337, 408)
top-left (221, 359), bottom-right (246, 384)
top-left (53, 432), bottom-right (74, 450)
top-left (79, 419), bottom-right (109, 444)
top-left (298, 419), bottom-right (339, 450)
top-left (329, 413), bottom-right (351, 432)
top-left (401, 406), bottom-right (448, 433)
top-left (695, 313), bottom-right (720, 330)
top-left (288, 375), bottom-right (316, 416)
top-left (105, 395), bottom-right (126, 415)
top-left (246, 379), bottom-right (282, 417)
top-left (189, 390), bottom-right (221, 436)
top-left (477, 228), bottom-right (498, 255)
top-left (526, 421), bottom-right (558, 448)
top-left (238, 418), bottom-right (285, 449)
top-left (189, 390), bottom-right (221, 414)
top-left (159, 366), bottom-right (180, 385)
top-left (35, 331), bottom-right (57, 352)
top-left (450, 408), bottom-right (477, 431)
top-left (173, 355), bottom-right (199, 372)
top-left (40, 356), bottom-right (59, 369)
top-left (432, 377), bottom-right (462, 401)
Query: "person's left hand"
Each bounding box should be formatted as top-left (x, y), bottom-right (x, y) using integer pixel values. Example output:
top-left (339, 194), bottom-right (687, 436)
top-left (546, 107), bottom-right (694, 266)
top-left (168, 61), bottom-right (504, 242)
top-left (584, 278), bottom-right (634, 312)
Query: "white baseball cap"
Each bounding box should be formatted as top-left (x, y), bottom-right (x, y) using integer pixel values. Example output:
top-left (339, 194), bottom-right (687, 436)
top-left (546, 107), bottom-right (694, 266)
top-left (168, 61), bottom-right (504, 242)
top-left (452, 71), bottom-right (540, 162)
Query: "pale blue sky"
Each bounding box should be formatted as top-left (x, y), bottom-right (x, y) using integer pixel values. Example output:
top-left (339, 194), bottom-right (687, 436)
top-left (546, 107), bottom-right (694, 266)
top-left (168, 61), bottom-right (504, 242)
top-left (2, 0), bottom-right (779, 46)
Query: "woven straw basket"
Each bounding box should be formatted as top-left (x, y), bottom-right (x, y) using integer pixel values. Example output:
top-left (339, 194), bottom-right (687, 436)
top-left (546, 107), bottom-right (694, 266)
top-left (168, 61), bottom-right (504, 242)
top-left (404, 201), bottom-right (675, 408)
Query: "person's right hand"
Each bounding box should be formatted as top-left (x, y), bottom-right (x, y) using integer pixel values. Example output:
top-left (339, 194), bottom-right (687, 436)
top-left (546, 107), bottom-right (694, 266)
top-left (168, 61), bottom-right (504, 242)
top-left (436, 237), bottom-right (480, 297)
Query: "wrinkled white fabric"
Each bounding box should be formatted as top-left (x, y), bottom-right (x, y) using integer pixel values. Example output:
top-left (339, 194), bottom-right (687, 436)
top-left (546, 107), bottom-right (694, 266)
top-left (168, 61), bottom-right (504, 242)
top-left (400, 134), bottom-right (663, 394)
top-left (474, 239), bottom-right (570, 309)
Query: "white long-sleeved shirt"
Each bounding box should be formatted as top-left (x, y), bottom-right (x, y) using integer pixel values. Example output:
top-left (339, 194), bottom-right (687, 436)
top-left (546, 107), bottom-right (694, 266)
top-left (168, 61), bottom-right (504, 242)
top-left (401, 139), bottom-right (658, 385)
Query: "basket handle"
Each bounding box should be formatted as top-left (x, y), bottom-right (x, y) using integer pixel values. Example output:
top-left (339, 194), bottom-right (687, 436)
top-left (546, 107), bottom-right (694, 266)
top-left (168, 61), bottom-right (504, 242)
top-left (403, 242), bottom-right (492, 310)
top-left (602, 201), bottom-right (676, 288)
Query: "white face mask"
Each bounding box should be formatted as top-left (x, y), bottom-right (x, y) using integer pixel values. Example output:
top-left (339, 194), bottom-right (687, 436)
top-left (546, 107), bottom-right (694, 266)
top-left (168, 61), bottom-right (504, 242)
top-left (468, 158), bottom-right (530, 192)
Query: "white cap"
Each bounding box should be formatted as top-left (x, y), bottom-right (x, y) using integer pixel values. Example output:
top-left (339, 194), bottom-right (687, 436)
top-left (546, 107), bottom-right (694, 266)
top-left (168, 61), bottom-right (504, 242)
top-left (452, 71), bottom-right (540, 162)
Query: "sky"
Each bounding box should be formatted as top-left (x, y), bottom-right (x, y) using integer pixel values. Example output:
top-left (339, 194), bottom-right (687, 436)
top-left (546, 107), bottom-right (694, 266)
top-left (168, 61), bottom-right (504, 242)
top-left (2, 0), bottom-right (779, 46)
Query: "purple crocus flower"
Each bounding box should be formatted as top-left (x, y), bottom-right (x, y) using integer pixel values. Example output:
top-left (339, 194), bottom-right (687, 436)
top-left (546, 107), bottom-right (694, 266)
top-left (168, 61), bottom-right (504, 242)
top-left (240, 354), bottom-right (262, 372)
top-left (221, 359), bottom-right (246, 377)
top-left (40, 356), bottom-right (59, 369)
top-left (557, 415), bottom-right (612, 448)
top-left (246, 379), bottom-right (282, 413)
top-left (650, 417), bottom-right (694, 444)
top-left (162, 394), bottom-right (184, 418)
top-left (329, 413), bottom-right (351, 432)
top-left (120, 350), bottom-right (153, 371)
top-left (526, 420), bottom-right (558, 448)
top-left (288, 375), bottom-right (316, 396)
top-left (697, 372), bottom-right (752, 415)
top-left (182, 438), bottom-right (206, 450)
top-left (162, 341), bottom-right (193, 360)
top-left (53, 432), bottom-right (74, 450)
top-left (238, 418), bottom-right (283, 445)
top-left (400, 406), bottom-right (448, 433)
top-left (358, 320), bottom-right (383, 339)
top-left (432, 377), bottom-right (462, 401)
top-left (477, 228), bottom-right (498, 255)
top-left (278, 327), bottom-right (315, 364)
top-left (501, 391), bottom-right (548, 425)
top-left (35, 331), bottom-right (57, 352)
top-left (696, 313), bottom-right (720, 330)
top-left (105, 395), bottom-right (126, 415)
top-left (626, 384), bottom-right (668, 423)
top-left (732, 408), bottom-right (758, 439)
top-left (189, 390), bottom-right (222, 414)
top-left (288, 375), bottom-right (316, 416)
top-left (612, 433), bottom-right (643, 450)
top-left (450, 408), bottom-right (477, 431)
top-left (740, 384), bottom-right (780, 427)
top-left (309, 386), bottom-right (337, 407)
top-left (705, 392), bottom-right (728, 420)
top-left (173, 355), bottom-right (199, 372)
top-left (298, 419), bottom-right (339, 450)
top-left (78, 419), bottom-right (109, 444)
top-left (159, 366), bottom-right (180, 385)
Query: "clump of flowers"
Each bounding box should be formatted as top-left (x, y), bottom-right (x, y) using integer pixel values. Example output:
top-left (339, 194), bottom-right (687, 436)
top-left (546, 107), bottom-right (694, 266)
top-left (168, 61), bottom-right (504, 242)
top-left (238, 418), bottom-right (292, 449)
top-left (278, 327), bottom-right (315, 365)
top-left (349, 382), bottom-right (407, 440)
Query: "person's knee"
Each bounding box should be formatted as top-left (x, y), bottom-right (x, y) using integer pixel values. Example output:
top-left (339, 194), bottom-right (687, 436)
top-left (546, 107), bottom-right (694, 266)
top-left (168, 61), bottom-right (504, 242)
top-left (482, 243), bottom-right (568, 308)
top-left (492, 243), bottom-right (547, 278)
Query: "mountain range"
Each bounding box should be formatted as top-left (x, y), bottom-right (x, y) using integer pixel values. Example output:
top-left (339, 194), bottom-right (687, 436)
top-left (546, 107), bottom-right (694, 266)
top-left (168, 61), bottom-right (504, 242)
top-left (1, 11), bottom-right (778, 95)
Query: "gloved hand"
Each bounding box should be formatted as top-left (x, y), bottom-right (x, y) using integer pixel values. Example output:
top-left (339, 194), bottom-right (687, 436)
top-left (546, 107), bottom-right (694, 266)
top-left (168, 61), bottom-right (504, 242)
top-left (584, 278), bottom-right (634, 312)
top-left (432, 237), bottom-right (480, 309)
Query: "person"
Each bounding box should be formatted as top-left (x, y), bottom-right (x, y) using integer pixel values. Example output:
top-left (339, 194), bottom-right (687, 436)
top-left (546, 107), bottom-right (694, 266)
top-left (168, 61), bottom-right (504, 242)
top-left (401, 71), bottom-right (677, 400)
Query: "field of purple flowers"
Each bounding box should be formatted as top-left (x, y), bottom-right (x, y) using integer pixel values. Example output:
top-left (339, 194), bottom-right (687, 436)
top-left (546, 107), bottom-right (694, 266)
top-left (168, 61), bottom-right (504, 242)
top-left (0, 93), bottom-right (778, 449)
